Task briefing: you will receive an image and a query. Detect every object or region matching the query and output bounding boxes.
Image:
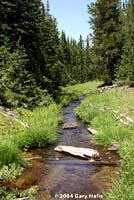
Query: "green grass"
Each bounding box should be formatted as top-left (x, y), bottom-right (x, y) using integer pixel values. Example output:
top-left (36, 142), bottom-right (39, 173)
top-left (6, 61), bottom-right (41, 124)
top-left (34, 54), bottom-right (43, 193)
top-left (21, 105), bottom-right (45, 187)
top-left (57, 81), bottom-right (101, 106)
top-left (0, 103), bottom-right (60, 165)
top-left (14, 104), bottom-right (61, 149)
top-left (107, 138), bottom-right (134, 200)
top-left (0, 140), bottom-right (21, 166)
top-left (0, 103), bottom-right (60, 198)
top-left (75, 87), bottom-right (134, 199)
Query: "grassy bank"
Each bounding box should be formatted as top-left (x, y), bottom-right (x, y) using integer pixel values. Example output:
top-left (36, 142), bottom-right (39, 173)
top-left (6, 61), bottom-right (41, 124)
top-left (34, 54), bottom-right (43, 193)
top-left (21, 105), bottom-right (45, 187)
top-left (0, 81), bottom-right (100, 198)
top-left (57, 81), bottom-right (101, 106)
top-left (0, 104), bottom-right (60, 165)
top-left (75, 86), bottom-right (134, 199)
top-left (0, 103), bottom-right (60, 199)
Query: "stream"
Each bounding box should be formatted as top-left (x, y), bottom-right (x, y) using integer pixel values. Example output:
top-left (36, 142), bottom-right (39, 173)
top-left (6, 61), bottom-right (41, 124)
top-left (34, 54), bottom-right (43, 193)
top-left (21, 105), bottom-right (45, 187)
top-left (15, 98), bottom-right (119, 200)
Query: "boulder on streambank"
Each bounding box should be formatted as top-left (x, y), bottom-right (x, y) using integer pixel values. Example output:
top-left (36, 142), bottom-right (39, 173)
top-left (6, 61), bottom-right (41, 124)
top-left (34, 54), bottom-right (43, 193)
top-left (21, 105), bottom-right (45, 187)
top-left (55, 145), bottom-right (100, 160)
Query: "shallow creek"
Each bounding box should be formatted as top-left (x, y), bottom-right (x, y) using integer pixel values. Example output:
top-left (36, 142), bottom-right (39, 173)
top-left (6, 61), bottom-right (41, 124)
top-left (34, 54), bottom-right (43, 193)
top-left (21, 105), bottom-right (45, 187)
top-left (15, 98), bottom-right (119, 200)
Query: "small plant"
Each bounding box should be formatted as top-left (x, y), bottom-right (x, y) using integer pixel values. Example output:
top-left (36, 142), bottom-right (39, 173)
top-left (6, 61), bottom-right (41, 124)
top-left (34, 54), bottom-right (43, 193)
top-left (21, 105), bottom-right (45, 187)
top-left (0, 163), bottom-right (24, 182)
top-left (0, 186), bottom-right (38, 200)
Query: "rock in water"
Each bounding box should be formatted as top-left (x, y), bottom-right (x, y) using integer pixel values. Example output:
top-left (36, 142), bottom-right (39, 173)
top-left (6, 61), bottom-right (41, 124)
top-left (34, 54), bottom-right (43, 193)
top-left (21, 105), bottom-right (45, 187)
top-left (107, 142), bottom-right (120, 151)
top-left (62, 122), bottom-right (78, 129)
top-left (55, 145), bottom-right (100, 160)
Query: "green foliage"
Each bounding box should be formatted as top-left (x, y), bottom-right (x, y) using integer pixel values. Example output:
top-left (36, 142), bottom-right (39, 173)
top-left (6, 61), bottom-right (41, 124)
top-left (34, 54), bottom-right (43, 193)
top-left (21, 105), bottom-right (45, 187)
top-left (88, 0), bottom-right (123, 80)
top-left (57, 81), bottom-right (101, 106)
top-left (0, 163), bottom-right (24, 182)
top-left (0, 42), bottom-right (52, 108)
top-left (116, 38), bottom-right (134, 81)
top-left (0, 102), bottom-right (60, 198)
top-left (0, 104), bottom-right (60, 165)
top-left (0, 186), bottom-right (38, 200)
top-left (0, 140), bottom-right (21, 165)
top-left (14, 104), bottom-right (60, 149)
top-left (116, 0), bottom-right (134, 82)
top-left (75, 87), bottom-right (134, 199)
top-left (106, 138), bottom-right (134, 200)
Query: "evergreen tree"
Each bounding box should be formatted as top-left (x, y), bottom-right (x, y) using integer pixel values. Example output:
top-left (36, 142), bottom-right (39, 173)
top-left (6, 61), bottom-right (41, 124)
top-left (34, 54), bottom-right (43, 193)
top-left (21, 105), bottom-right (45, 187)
top-left (58, 31), bottom-right (71, 84)
top-left (88, 0), bottom-right (123, 81)
top-left (69, 38), bottom-right (80, 83)
top-left (78, 35), bottom-right (86, 83)
top-left (116, 0), bottom-right (134, 82)
top-left (0, 0), bottom-right (64, 99)
top-left (85, 35), bottom-right (92, 81)
top-left (0, 39), bottom-right (51, 108)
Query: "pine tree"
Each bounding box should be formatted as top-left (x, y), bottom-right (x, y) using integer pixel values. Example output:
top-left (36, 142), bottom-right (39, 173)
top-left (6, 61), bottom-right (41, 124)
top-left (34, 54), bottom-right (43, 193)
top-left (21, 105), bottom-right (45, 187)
top-left (0, 38), bottom-right (51, 108)
top-left (58, 31), bottom-right (71, 84)
top-left (88, 0), bottom-right (123, 81)
top-left (78, 35), bottom-right (86, 83)
top-left (85, 35), bottom-right (92, 81)
top-left (116, 0), bottom-right (134, 82)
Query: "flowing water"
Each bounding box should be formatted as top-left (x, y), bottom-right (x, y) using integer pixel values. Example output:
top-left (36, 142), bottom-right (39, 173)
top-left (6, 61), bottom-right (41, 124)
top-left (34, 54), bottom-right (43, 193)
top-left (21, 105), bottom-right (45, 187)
top-left (15, 98), bottom-right (119, 200)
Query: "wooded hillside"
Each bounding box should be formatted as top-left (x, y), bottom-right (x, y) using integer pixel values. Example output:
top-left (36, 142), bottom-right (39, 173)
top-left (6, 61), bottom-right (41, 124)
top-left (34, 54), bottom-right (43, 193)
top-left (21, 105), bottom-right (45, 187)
top-left (0, 0), bottom-right (134, 109)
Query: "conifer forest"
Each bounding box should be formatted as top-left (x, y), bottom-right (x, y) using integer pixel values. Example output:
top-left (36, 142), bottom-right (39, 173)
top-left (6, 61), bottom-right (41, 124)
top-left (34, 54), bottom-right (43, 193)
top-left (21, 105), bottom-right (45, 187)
top-left (0, 0), bottom-right (134, 200)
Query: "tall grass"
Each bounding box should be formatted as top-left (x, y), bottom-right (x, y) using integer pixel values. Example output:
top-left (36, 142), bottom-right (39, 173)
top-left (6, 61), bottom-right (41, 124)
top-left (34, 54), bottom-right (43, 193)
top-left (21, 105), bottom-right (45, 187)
top-left (14, 104), bottom-right (61, 149)
top-left (0, 140), bottom-right (20, 165)
top-left (57, 81), bottom-right (101, 106)
top-left (106, 138), bottom-right (134, 200)
top-left (0, 103), bottom-right (60, 165)
top-left (75, 87), bottom-right (134, 199)
top-left (0, 104), bottom-right (60, 199)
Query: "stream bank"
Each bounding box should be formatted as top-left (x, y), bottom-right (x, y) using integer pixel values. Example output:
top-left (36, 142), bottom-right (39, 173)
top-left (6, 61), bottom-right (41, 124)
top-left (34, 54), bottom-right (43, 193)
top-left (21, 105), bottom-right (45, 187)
top-left (13, 98), bottom-right (119, 200)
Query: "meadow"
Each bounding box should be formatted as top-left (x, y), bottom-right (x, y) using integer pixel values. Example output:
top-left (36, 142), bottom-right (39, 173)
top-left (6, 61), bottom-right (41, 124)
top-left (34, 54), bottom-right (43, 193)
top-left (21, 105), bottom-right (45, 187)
top-left (75, 86), bottom-right (134, 200)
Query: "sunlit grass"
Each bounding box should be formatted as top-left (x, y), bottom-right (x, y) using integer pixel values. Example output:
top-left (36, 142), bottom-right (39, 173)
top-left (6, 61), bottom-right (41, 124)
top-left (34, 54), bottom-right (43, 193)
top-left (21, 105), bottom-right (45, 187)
top-left (0, 103), bottom-right (61, 165)
top-left (0, 140), bottom-right (21, 166)
top-left (57, 81), bottom-right (101, 106)
top-left (14, 104), bottom-right (61, 149)
top-left (75, 87), bottom-right (134, 200)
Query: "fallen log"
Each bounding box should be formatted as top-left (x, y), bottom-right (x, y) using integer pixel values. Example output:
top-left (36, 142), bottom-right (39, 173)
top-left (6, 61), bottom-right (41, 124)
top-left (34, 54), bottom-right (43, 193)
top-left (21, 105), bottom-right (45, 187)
top-left (17, 198), bottom-right (29, 200)
top-left (55, 145), bottom-right (100, 160)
